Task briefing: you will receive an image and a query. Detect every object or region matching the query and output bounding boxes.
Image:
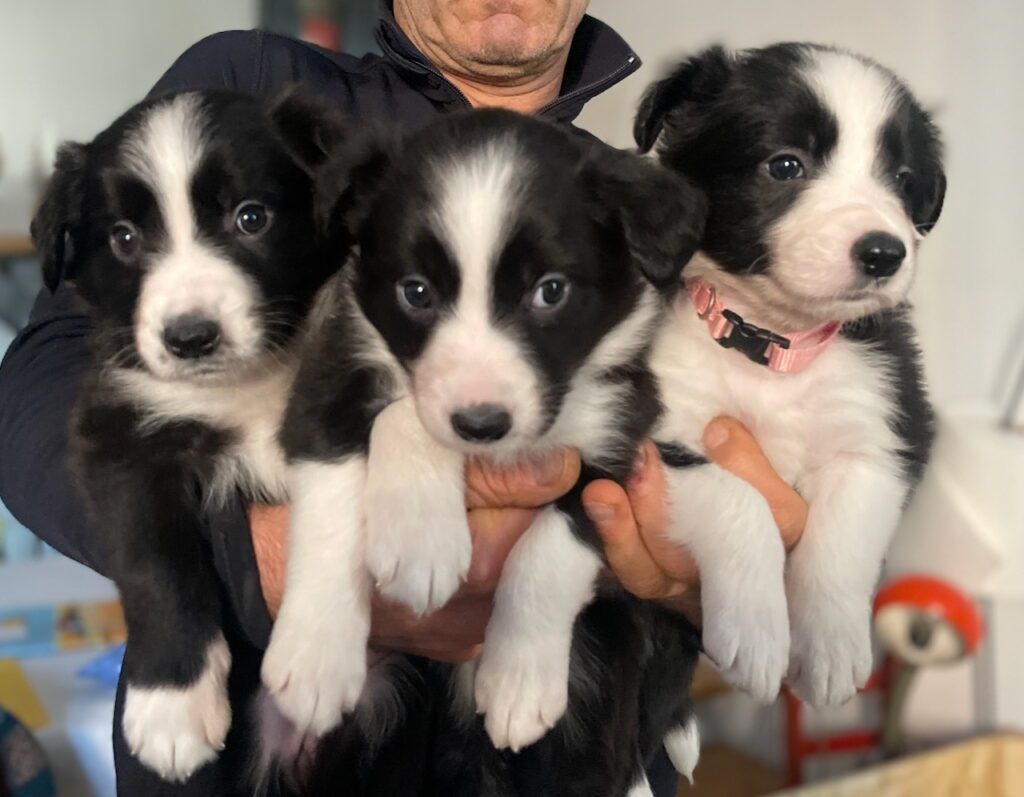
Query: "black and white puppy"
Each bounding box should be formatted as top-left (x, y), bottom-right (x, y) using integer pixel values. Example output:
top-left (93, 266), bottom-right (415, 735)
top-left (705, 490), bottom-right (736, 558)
top-left (265, 108), bottom-right (706, 795)
top-left (634, 44), bottom-right (943, 706)
top-left (32, 89), bottom-right (346, 781)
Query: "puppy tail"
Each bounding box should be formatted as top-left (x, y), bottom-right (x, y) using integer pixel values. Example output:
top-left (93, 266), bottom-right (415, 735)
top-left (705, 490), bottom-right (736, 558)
top-left (250, 688), bottom-right (319, 796)
top-left (664, 716), bottom-right (701, 785)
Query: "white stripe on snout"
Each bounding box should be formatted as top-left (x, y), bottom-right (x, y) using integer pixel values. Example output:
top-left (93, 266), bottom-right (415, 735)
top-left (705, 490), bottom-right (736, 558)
top-left (413, 142), bottom-right (542, 454)
top-left (124, 95), bottom-right (263, 378)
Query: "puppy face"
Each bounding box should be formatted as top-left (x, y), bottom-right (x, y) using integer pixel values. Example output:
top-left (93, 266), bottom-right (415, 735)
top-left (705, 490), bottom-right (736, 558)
top-left (33, 90), bottom-right (345, 382)
top-left (636, 44), bottom-right (945, 326)
top-left (331, 110), bottom-right (705, 457)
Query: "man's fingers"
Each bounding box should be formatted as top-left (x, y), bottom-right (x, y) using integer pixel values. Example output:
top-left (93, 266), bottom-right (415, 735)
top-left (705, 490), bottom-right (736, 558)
top-left (465, 506), bottom-right (536, 592)
top-left (465, 449), bottom-right (581, 509)
top-left (583, 479), bottom-right (683, 600)
top-left (703, 416), bottom-right (809, 548)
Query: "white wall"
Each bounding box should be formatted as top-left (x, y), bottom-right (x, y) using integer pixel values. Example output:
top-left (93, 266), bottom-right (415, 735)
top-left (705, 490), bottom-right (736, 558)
top-left (580, 0), bottom-right (1024, 419)
top-left (0, 0), bottom-right (258, 232)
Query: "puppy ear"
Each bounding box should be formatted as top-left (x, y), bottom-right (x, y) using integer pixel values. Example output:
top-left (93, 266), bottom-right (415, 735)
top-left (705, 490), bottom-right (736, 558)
top-left (634, 45), bottom-right (734, 154)
top-left (580, 146), bottom-right (708, 288)
top-left (916, 168), bottom-right (946, 236)
top-left (315, 125), bottom-right (401, 241)
top-left (31, 142), bottom-right (87, 293)
top-left (268, 86), bottom-right (352, 171)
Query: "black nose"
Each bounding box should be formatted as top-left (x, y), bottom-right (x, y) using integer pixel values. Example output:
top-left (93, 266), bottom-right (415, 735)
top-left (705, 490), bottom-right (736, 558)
top-left (162, 315), bottom-right (222, 359)
top-left (853, 232), bottom-right (906, 278)
top-left (451, 404), bottom-right (512, 442)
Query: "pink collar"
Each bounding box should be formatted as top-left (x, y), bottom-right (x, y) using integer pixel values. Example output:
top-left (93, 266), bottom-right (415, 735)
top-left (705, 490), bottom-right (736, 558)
top-left (686, 278), bottom-right (841, 374)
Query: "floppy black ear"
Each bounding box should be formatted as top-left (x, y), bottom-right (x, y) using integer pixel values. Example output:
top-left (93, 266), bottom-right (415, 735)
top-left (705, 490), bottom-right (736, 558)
top-left (634, 46), bottom-right (734, 154)
top-left (916, 168), bottom-right (946, 236)
top-left (269, 86), bottom-right (352, 171)
top-left (315, 124), bottom-right (401, 242)
top-left (580, 146), bottom-right (708, 288)
top-left (31, 142), bottom-right (87, 293)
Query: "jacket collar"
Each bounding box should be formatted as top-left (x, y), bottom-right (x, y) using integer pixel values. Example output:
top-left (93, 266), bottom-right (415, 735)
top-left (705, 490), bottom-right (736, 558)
top-left (375, 1), bottom-right (640, 122)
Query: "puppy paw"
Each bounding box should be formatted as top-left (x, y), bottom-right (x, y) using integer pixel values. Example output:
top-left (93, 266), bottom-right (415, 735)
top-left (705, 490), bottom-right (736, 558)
top-left (701, 566), bottom-right (789, 702)
top-left (123, 637), bottom-right (231, 782)
top-left (261, 616), bottom-right (366, 736)
top-left (787, 600), bottom-right (873, 707)
top-left (365, 481), bottom-right (471, 615)
top-left (474, 635), bottom-right (570, 752)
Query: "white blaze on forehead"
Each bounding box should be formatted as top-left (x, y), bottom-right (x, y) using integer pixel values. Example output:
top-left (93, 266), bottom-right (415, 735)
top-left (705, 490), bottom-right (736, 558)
top-left (802, 49), bottom-right (898, 184)
top-left (123, 92), bottom-right (207, 249)
top-left (432, 137), bottom-right (527, 322)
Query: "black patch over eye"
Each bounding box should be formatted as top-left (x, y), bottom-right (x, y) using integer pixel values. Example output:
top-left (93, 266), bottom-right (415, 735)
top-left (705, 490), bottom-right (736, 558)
top-left (896, 167), bottom-right (916, 199)
top-left (529, 273), bottom-right (571, 312)
top-left (235, 202), bottom-right (271, 235)
top-left (767, 154), bottom-right (806, 181)
top-left (110, 221), bottom-right (142, 260)
top-left (396, 276), bottom-right (436, 319)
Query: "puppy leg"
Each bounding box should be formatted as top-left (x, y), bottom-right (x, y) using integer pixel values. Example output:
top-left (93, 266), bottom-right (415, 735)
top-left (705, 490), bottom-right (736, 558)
top-left (627, 773), bottom-right (655, 797)
top-left (262, 457), bottom-right (371, 736)
top-left (787, 458), bottom-right (906, 706)
top-left (474, 507), bottom-right (602, 752)
top-left (84, 464), bottom-right (230, 782)
top-left (664, 462), bottom-right (789, 702)
top-left (364, 396), bottom-right (470, 614)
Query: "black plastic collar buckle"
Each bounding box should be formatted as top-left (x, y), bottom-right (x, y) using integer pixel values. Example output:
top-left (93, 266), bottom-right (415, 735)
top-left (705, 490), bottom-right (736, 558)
top-left (718, 309), bottom-right (792, 366)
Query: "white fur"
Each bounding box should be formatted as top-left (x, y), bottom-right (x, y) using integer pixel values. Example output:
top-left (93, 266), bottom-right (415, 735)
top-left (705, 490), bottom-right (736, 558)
top-left (262, 458), bottom-right (371, 736)
top-left (123, 634), bottom-right (231, 782)
top-left (627, 774), bottom-right (655, 797)
top-left (123, 94), bottom-right (264, 379)
top-left (664, 717), bottom-right (700, 784)
top-left (364, 395), bottom-right (471, 614)
top-left (474, 507), bottom-right (602, 751)
top-left (653, 296), bottom-right (907, 705)
top-left (664, 463), bottom-right (789, 701)
top-left (110, 363), bottom-right (294, 505)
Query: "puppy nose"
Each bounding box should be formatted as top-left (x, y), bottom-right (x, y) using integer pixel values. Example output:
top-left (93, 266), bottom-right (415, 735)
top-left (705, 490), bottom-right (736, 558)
top-left (162, 314), bottom-right (222, 359)
top-left (853, 232), bottom-right (906, 278)
top-left (451, 404), bottom-right (512, 442)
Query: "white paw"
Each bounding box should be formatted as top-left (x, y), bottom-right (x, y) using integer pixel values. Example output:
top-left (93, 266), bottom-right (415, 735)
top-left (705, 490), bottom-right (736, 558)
top-left (123, 637), bottom-right (231, 782)
top-left (261, 615), bottom-right (366, 737)
top-left (364, 479), bottom-right (471, 615)
top-left (701, 565), bottom-right (789, 702)
top-left (474, 635), bottom-right (570, 752)
top-left (788, 600), bottom-right (873, 707)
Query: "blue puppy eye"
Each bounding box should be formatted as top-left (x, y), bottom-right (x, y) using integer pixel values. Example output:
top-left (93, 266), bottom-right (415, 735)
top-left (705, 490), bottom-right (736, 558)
top-left (110, 221), bottom-right (142, 259)
top-left (767, 154), bottom-right (806, 181)
top-left (397, 277), bottom-right (435, 315)
top-left (530, 273), bottom-right (571, 311)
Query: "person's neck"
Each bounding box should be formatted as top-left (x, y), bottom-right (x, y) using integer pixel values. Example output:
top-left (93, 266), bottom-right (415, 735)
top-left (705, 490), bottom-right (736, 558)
top-left (394, 8), bottom-right (568, 113)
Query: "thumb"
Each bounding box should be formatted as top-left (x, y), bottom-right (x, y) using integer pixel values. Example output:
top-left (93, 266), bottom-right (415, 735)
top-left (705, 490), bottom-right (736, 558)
top-left (465, 449), bottom-right (581, 509)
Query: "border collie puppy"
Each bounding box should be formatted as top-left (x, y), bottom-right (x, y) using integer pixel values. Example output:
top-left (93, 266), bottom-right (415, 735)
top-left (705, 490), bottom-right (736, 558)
top-left (633, 44), bottom-right (943, 706)
top-left (263, 108), bottom-right (706, 796)
top-left (31, 89), bottom-right (346, 781)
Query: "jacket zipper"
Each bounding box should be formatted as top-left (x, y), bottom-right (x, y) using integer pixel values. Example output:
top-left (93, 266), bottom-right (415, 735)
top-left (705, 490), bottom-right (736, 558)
top-left (536, 54), bottom-right (638, 119)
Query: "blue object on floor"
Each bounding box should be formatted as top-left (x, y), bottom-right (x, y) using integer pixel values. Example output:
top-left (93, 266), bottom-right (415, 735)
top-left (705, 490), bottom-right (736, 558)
top-left (76, 645), bottom-right (125, 690)
top-left (0, 707), bottom-right (57, 797)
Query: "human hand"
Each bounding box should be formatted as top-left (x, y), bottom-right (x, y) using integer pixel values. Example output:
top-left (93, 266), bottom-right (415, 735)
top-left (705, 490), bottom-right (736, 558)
top-left (249, 450), bottom-right (581, 663)
top-left (582, 417), bottom-right (808, 622)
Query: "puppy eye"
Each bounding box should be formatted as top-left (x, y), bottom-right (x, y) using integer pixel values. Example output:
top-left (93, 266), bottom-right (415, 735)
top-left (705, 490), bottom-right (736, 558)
top-left (396, 276), bottom-right (436, 317)
top-left (110, 221), bottom-right (142, 259)
top-left (235, 202), bottom-right (271, 235)
top-left (767, 154), bottom-right (806, 181)
top-left (530, 273), bottom-right (571, 311)
top-left (896, 167), bottom-right (916, 198)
